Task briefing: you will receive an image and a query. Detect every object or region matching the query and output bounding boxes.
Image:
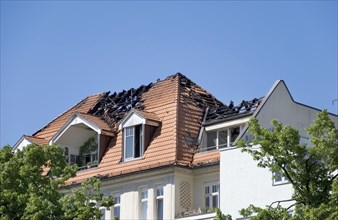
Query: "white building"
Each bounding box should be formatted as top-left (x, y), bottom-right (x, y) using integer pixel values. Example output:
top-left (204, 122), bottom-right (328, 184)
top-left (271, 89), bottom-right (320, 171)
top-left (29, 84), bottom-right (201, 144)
top-left (218, 80), bottom-right (338, 219)
top-left (13, 75), bottom-right (337, 220)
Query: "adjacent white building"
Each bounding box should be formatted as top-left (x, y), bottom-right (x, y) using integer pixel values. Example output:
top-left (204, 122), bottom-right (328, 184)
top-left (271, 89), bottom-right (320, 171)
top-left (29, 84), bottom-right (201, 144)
top-left (218, 80), bottom-right (337, 219)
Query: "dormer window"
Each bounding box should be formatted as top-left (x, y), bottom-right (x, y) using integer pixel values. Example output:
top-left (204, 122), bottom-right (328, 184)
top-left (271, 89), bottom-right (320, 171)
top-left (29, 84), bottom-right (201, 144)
top-left (124, 125), bottom-right (143, 160)
top-left (200, 117), bottom-right (249, 152)
top-left (119, 109), bottom-right (160, 161)
top-left (206, 129), bottom-right (227, 150)
top-left (49, 113), bottom-right (114, 170)
top-left (204, 126), bottom-right (242, 150)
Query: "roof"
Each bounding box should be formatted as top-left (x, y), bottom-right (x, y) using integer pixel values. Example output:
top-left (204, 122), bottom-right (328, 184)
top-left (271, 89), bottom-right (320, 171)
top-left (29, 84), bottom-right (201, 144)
top-left (132, 109), bottom-right (161, 123)
top-left (23, 73), bottom-right (262, 184)
top-left (33, 93), bottom-right (105, 140)
top-left (25, 135), bottom-right (49, 145)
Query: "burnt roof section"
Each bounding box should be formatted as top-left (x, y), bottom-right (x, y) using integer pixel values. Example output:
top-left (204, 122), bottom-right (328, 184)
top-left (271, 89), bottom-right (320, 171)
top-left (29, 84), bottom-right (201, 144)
top-left (177, 73), bottom-right (226, 110)
top-left (88, 82), bottom-right (154, 129)
top-left (89, 73), bottom-right (263, 130)
top-left (204, 97), bottom-right (264, 125)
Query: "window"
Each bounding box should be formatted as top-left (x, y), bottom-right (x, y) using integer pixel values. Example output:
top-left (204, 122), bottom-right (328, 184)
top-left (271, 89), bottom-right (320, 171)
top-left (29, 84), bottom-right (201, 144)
top-left (206, 130), bottom-right (227, 150)
top-left (140, 189), bottom-right (148, 219)
top-left (64, 147), bottom-right (69, 162)
top-left (70, 154), bottom-right (80, 165)
top-left (113, 194), bottom-right (121, 219)
top-left (273, 170), bottom-right (289, 185)
top-left (99, 207), bottom-right (106, 220)
top-left (204, 183), bottom-right (219, 208)
top-left (203, 125), bottom-right (243, 151)
top-left (124, 125), bottom-right (143, 160)
top-left (156, 187), bottom-right (164, 220)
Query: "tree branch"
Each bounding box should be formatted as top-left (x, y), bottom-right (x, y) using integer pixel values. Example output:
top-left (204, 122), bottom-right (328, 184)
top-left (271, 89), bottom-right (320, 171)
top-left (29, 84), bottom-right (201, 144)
top-left (269, 199), bottom-right (295, 208)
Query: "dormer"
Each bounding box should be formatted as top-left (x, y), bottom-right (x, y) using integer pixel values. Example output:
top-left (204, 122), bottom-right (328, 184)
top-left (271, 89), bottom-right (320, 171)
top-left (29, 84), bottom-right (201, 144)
top-left (49, 112), bottom-right (114, 170)
top-left (200, 116), bottom-right (250, 152)
top-left (119, 109), bottom-right (160, 161)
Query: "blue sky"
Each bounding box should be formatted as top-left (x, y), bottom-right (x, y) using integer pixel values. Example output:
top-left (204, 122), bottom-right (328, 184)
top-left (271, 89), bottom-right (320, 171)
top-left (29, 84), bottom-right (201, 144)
top-left (1, 1), bottom-right (337, 147)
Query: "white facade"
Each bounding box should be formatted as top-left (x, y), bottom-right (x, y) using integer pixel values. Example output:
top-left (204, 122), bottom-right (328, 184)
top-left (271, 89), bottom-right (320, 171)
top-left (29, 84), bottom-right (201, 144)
top-left (219, 80), bottom-right (338, 219)
top-left (220, 146), bottom-right (294, 218)
top-left (93, 166), bottom-right (219, 220)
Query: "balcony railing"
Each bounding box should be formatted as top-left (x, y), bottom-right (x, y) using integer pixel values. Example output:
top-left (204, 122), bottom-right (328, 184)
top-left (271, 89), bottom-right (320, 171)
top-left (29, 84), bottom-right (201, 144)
top-left (175, 207), bottom-right (216, 220)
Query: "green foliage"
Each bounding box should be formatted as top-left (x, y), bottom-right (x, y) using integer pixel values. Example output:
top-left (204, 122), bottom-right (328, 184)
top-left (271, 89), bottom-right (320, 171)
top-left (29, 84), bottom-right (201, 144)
top-left (79, 137), bottom-right (97, 166)
top-left (214, 208), bottom-right (232, 220)
top-left (239, 204), bottom-right (291, 220)
top-left (61, 178), bottom-right (114, 220)
top-left (238, 110), bottom-right (338, 219)
top-left (0, 144), bottom-right (114, 220)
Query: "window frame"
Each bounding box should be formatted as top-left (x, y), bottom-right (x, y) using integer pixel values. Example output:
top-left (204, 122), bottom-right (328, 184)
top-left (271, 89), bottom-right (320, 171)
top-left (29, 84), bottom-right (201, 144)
top-left (112, 193), bottom-right (121, 219)
top-left (123, 124), bottom-right (144, 161)
top-left (140, 188), bottom-right (148, 219)
top-left (155, 186), bottom-right (164, 220)
top-left (204, 125), bottom-right (245, 151)
top-left (204, 182), bottom-right (220, 209)
top-left (273, 170), bottom-right (289, 185)
top-left (99, 207), bottom-right (106, 220)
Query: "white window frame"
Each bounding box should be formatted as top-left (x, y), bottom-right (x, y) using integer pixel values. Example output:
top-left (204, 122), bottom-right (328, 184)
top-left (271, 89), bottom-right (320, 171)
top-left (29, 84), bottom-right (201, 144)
top-left (273, 170), bottom-right (289, 185)
top-left (205, 125), bottom-right (244, 150)
top-left (204, 182), bottom-right (220, 209)
top-left (123, 124), bottom-right (144, 161)
top-left (99, 207), bottom-right (106, 220)
top-left (112, 193), bottom-right (121, 220)
top-left (155, 186), bottom-right (164, 220)
top-left (140, 188), bottom-right (148, 219)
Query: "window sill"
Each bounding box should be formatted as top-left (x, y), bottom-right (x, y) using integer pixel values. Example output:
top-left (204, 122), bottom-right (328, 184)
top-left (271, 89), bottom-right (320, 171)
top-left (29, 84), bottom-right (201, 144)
top-left (273, 181), bottom-right (290, 186)
top-left (123, 156), bottom-right (144, 163)
top-left (77, 164), bottom-right (99, 172)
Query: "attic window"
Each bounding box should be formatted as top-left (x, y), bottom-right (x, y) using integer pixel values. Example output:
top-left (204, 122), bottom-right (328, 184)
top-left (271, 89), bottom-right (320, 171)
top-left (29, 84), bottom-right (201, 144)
top-left (119, 110), bottom-right (160, 161)
top-left (124, 125), bottom-right (143, 160)
top-left (201, 125), bottom-right (245, 151)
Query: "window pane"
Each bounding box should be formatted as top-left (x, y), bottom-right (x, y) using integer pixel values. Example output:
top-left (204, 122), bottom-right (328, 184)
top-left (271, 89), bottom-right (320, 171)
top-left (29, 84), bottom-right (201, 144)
top-left (207, 131), bottom-right (217, 148)
top-left (212, 195), bottom-right (219, 208)
top-left (70, 154), bottom-right (76, 164)
top-left (157, 199), bottom-right (163, 220)
top-left (218, 130), bottom-right (228, 146)
top-left (141, 201), bottom-right (148, 219)
top-left (141, 191), bottom-right (148, 199)
top-left (230, 127), bottom-right (240, 143)
top-left (100, 208), bottom-right (105, 220)
top-left (114, 207), bottom-right (120, 219)
top-left (157, 188), bottom-right (163, 197)
top-left (212, 185), bottom-right (218, 193)
top-left (114, 196), bottom-right (120, 204)
top-left (135, 125), bottom-right (141, 158)
top-left (205, 197), bottom-right (210, 208)
top-left (205, 186), bottom-right (209, 194)
top-left (125, 136), bottom-right (133, 158)
top-left (274, 171), bottom-right (282, 182)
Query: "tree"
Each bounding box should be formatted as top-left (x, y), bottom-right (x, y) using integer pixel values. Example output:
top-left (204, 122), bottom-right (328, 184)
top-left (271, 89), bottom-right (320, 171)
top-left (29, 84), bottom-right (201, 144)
top-left (238, 110), bottom-right (338, 219)
top-left (0, 144), bottom-right (114, 220)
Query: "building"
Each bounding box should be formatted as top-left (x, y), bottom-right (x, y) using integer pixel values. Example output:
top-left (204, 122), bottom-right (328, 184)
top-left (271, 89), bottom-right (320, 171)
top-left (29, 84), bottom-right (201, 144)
top-left (219, 80), bottom-right (338, 219)
top-left (13, 73), bottom-right (337, 220)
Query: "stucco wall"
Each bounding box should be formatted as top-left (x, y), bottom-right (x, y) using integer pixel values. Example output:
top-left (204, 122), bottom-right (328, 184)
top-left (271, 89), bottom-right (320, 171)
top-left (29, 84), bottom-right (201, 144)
top-left (220, 147), bottom-right (293, 218)
top-left (219, 81), bottom-right (338, 219)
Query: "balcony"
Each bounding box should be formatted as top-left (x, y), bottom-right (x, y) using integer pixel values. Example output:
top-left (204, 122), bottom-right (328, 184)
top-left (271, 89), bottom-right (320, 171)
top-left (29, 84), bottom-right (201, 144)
top-left (49, 113), bottom-right (114, 171)
top-left (175, 208), bottom-right (217, 220)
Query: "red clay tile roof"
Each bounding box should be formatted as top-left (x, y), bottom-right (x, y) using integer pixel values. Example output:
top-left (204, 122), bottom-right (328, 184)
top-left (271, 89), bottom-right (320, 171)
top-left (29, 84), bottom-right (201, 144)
top-left (33, 93), bottom-right (106, 140)
top-left (132, 109), bottom-right (161, 123)
top-left (29, 73), bottom-right (242, 184)
top-left (25, 135), bottom-right (49, 145)
top-left (78, 113), bottom-right (114, 134)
